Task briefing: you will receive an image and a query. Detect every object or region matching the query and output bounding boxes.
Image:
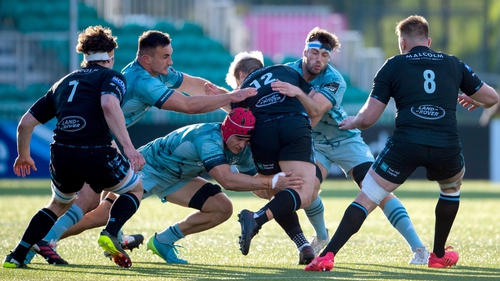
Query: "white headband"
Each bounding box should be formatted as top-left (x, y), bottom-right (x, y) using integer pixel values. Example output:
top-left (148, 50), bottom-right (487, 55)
top-left (84, 52), bottom-right (113, 61)
top-left (305, 40), bottom-right (332, 54)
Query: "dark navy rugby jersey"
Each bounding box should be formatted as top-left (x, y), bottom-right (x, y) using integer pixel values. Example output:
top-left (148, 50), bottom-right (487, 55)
top-left (232, 65), bottom-right (313, 122)
top-left (29, 64), bottom-right (127, 146)
top-left (370, 46), bottom-right (483, 148)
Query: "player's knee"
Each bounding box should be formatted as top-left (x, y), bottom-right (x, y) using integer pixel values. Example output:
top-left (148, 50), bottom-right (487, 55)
top-left (439, 180), bottom-right (462, 194)
top-left (439, 171), bottom-right (464, 192)
top-left (352, 161), bottom-right (373, 188)
top-left (106, 168), bottom-right (142, 195)
top-left (361, 172), bottom-right (390, 205)
top-left (298, 191), bottom-right (313, 209)
top-left (211, 193), bottom-right (233, 219)
top-left (439, 181), bottom-right (461, 191)
top-left (315, 164), bottom-right (323, 184)
top-left (378, 192), bottom-right (396, 209)
top-left (52, 183), bottom-right (78, 205)
top-left (47, 200), bottom-right (73, 217)
top-left (188, 183), bottom-right (224, 211)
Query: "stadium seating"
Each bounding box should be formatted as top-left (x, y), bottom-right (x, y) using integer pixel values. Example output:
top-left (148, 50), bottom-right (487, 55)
top-left (0, 1), bottom-right (367, 124)
top-left (153, 21), bottom-right (178, 36)
top-left (24, 83), bottom-right (52, 101)
top-left (0, 84), bottom-right (22, 102)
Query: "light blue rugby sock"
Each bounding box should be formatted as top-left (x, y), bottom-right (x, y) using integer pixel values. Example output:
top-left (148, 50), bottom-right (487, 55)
top-left (43, 203), bottom-right (84, 242)
top-left (303, 195), bottom-right (328, 240)
top-left (156, 223), bottom-right (185, 245)
top-left (382, 198), bottom-right (425, 251)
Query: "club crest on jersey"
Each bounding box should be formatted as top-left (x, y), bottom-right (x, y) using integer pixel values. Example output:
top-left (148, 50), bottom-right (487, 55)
top-left (323, 82), bottom-right (339, 94)
top-left (228, 156), bottom-right (240, 165)
top-left (57, 116), bottom-right (86, 132)
top-left (255, 92), bottom-right (285, 107)
top-left (410, 105), bottom-right (445, 120)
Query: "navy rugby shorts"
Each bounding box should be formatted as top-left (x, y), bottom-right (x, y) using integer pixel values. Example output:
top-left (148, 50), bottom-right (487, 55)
top-left (50, 143), bottom-right (130, 193)
top-left (372, 138), bottom-right (464, 184)
top-left (250, 114), bottom-right (315, 175)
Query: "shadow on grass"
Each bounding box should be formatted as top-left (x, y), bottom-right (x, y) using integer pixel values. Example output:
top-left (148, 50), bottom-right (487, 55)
top-left (1, 187), bottom-right (500, 201)
top-left (332, 263), bottom-right (500, 281)
top-left (1, 179), bottom-right (499, 200)
top-left (27, 262), bottom-right (500, 280)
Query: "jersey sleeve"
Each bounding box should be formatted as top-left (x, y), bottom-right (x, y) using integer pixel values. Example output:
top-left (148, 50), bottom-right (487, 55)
top-left (369, 59), bottom-right (393, 104)
top-left (459, 61), bottom-right (484, 96)
top-left (297, 74), bottom-right (314, 94)
top-left (315, 67), bottom-right (347, 108)
top-left (136, 76), bottom-right (175, 108)
top-left (29, 89), bottom-right (56, 124)
top-left (157, 66), bottom-right (184, 89)
top-left (197, 133), bottom-right (228, 173)
top-left (101, 71), bottom-right (127, 103)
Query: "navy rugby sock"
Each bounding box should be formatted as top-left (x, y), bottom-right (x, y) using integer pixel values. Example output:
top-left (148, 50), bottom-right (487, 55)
top-left (321, 202), bottom-right (367, 257)
top-left (433, 194), bottom-right (459, 257)
top-left (304, 195), bottom-right (328, 240)
top-left (275, 212), bottom-right (309, 249)
top-left (105, 193), bottom-right (140, 237)
top-left (254, 188), bottom-right (301, 226)
top-left (12, 208), bottom-right (58, 261)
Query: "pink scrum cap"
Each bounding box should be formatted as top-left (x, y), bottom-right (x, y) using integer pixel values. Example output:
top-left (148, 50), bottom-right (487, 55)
top-left (221, 108), bottom-right (255, 142)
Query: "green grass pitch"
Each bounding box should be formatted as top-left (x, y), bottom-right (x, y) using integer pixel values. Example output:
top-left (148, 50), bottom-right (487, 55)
top-left (0, 179), bottom-right (499, 280)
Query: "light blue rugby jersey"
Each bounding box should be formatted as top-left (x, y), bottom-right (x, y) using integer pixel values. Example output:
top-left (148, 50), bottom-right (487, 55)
top-left (138, 122), bottom-right (256, 180)
top-left (286, 59), bottom-right (360, 143)
top-left (121, 59), bottom-right (184, 127)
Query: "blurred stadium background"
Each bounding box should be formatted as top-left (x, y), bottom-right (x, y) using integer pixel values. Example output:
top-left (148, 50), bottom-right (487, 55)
top-left (0, 0), bottom-right (499, 180)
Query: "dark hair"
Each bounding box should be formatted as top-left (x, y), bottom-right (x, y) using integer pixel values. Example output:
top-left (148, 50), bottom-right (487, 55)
top-left (138, 30), bottom-right (171, 56)
top-left (305, 27), bottom-right (341, 52)
top-left (76, 25), bottom-right (117, 67)
top-left (395, 15), bottom-right (429, 39)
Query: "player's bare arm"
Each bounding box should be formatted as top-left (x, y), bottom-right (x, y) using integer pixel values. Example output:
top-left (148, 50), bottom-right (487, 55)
top-left (101, 94), bottom-right (145, 171)
top-left (177, 73), bottom-right (229, 96)
top-left (271, 79), bottom-right (322, 119)
top-left (209, 165), bottom-right (303, 192)
top-left (339, 97), bottom-right (386, 130)
top-left (162, 88), bottom-right (256, 114)
top-left (13, 112), bottom-right (40, 177)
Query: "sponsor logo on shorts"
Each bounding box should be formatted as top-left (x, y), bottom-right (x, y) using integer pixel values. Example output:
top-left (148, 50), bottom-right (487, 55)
top-left (257, 162), bottom-right (274, 170)
top-left (380, 161), bottom-right (400, 177)
top-left (410, 105), bottom-right (445, 120)
top-left (255, 92), bottom-right (285, 107)
top-left (57, 116), bottom-right (86, 132)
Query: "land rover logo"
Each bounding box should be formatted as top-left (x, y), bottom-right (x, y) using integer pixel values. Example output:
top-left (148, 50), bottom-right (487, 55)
top-left (410, 105), bottom-right (445, 120)
top-left (57, 116), bottom-right (86, 132)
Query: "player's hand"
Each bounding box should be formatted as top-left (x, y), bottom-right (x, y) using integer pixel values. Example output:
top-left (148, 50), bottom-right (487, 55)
top-left (13, 156), bottom-right (37, 177)
top-left (229, 88), bottom-right (257, 102)
top-left (273, 171), bottom-right (303, 191)
top-left (123, 147), bottom-right (146, 172)
top-left (271, 79), bottom-right (302, 97)
top-left (458, 93), bottom-right (481, 111)
top-left (204, 82), bottom-right (220, 95)
top-left (339, 116), bottom-right (356, 130)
